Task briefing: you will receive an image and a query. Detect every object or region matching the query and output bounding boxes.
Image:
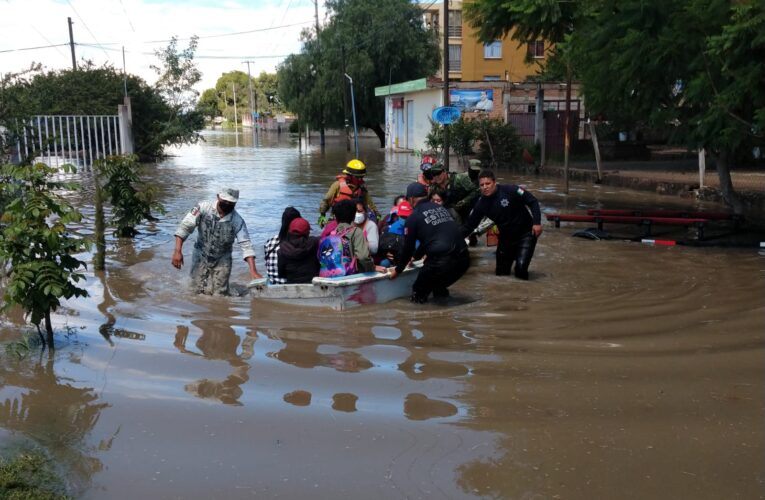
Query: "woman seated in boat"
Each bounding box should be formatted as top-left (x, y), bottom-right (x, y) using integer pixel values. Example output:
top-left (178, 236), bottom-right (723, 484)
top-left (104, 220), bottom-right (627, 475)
top-left (353, 198), bottom-right (379, 256)
top-left (277, 217), bottom-right (320, 284)
top-left (318, 199), bottom-right (376, 276)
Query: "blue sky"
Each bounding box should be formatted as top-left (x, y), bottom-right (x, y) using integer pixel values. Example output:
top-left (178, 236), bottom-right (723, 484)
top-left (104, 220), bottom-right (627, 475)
top-left (0, 0), bottom-right (322, 91)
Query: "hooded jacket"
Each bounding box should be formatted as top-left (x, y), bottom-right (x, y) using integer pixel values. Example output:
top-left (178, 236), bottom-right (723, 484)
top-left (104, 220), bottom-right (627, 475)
top-left (277, 234), bottom-right (320, 284)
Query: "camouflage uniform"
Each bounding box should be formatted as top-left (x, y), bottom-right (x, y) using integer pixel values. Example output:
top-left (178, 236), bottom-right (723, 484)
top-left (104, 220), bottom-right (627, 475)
top-left (175, 201), bottom-right (256, 295)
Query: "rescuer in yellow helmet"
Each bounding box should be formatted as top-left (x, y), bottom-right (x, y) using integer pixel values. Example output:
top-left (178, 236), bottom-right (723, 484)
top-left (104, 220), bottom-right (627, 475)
top-left (318, 159), bottom-right (380, 227)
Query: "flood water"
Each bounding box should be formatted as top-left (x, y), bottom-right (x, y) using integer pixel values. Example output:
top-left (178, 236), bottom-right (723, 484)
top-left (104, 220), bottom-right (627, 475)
top-left (1, 130), bottom-right (763, 499)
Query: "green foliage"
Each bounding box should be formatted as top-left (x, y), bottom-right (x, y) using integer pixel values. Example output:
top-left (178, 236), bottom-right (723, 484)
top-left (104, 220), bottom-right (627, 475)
top-left (474, 118), bottom-right (524, 168)
top-left (0, 49), bottom-right (203, 161)
top-left (425, 118), bottom-right (477, 158)
top-left (152, 36), bottom-right (202, 111)
top-left (0, 450), bottom-right (69, 499)
top-left (0, 162), bottom-right (89, 343)
top-left (3, 331), bottom-right (42, 359)
top-left (95, 155), bottom-right (164, 237)
top-left (196, 88), bottom-right (219, 119)
top-left (277, 0), bottom-right (440, 143)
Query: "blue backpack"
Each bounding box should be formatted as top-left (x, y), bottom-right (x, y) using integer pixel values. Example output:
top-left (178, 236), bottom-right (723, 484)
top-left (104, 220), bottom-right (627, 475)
top-left (317, 226), bottom-right (358, 277)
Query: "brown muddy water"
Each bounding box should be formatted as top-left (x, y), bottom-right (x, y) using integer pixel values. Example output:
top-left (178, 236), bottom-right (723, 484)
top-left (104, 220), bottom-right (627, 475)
top-left (1, 130), bottom-right (763, 499)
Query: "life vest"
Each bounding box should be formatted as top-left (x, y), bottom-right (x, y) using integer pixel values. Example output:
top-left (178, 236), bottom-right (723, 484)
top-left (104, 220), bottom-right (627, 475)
top-left (333, 175), bottom-right (364, 205)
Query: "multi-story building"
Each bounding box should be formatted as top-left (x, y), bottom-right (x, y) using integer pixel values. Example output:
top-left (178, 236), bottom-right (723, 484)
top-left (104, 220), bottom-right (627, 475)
top-left (419, 0), bottom-right (547, 83)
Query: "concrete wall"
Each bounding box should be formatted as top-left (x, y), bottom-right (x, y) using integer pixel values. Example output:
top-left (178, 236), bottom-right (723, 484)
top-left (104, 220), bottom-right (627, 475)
top-left (384, 88), bottom-right (442, 152)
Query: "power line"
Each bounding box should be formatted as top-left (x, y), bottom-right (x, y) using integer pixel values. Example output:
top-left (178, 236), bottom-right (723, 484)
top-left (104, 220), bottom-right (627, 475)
top-left (0, 43), bottom-right (70, 54)
top-left (117, 0), bottom-right (136, 32)
top-left (77, 43), bottom-right (291, 60)
top-left (65, 0), bottom-right (112, 62)
top-left (142, 20), bottom-right (313, 44)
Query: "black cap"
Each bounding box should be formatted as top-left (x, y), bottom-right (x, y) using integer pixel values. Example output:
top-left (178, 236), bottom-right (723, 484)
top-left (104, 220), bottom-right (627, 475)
top-left (406, 182), bottom-right (428, 198)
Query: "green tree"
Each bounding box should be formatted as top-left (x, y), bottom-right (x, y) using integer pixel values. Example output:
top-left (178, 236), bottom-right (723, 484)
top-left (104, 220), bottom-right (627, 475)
top-left (0, 162), bottom-right (89, 347)
top-left (0, 62), bottom-right (203, 161)
top-left (214, 71), bottom-right (252, 124)
top-left (196, 88), bottom-right (220, 119)
top-left (573, 0), bottom-right (765, 212)
top-left (277, 0), bottom-right (440, 147)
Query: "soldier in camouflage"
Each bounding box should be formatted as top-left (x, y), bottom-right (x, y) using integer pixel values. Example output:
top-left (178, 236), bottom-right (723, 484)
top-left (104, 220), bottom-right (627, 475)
top-left (172, 188), bottom-right (262, 295)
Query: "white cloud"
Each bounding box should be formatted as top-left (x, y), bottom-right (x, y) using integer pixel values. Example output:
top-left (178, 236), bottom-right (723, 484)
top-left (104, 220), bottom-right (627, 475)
top-left (0, 0), bottom-right (322, 92)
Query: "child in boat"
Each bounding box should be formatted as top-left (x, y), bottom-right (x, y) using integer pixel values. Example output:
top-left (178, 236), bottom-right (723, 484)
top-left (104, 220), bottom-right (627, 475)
top-left (318, 199), bottom-right (375, 274)
top-left (378, 200), bottom-right (414, 268)
top-left (277, 217), bottom-right (320, 284)
top-left (378, 195), bottom-right (405, 233)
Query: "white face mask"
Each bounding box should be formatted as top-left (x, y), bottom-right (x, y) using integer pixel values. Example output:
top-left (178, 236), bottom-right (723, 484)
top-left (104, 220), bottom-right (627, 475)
top-left (354, 212), bottom-right (366, 225)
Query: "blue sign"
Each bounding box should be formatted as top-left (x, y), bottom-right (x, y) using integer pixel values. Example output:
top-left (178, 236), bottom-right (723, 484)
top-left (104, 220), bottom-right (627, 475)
top-left (432, 106), bottom-right (461, 125)
top-left (252, 112), bottom-right (260, 118)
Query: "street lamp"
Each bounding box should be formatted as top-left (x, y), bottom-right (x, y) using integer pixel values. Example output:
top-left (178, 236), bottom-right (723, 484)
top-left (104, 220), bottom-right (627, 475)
top-left (344, 73), bottom-right (359, 158)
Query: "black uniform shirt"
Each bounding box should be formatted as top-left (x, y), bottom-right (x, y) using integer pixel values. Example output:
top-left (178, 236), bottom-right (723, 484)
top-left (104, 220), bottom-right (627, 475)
top-left (462, 184), bottom-right (542, 240)
top-left (395, 201), bottom-right (466, 274)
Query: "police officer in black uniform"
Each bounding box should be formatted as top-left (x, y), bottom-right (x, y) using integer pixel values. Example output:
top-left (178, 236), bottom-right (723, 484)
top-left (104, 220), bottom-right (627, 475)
top-left (388, 183), bottom-right (470, 303)
top-left (461, 170), bottom-right (543, 279)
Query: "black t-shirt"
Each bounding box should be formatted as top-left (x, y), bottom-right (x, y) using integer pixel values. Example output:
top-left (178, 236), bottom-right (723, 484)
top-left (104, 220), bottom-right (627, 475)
top-left (462, 184), bottom-right (541, 240)
top-left (395, 201), bottom-right (467, 273)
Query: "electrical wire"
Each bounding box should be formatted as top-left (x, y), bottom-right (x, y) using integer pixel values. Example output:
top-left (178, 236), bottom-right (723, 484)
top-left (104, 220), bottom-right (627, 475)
top-left (117, 0), bottom-right (136, 32)
top-left (0, 43), bottom-right (70, 54)
top-left (65, 0), bottom-right (113, 62)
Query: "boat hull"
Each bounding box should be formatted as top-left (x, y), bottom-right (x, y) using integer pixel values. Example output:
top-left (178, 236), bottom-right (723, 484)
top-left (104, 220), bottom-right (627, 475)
top-left (248, 265), bottom-right (420, 310)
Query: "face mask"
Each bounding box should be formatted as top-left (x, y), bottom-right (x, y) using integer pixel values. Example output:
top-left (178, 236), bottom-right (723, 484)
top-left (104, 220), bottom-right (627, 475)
top-left (219, 201), bottom-right (235, 215)
top-left (354, 212), bottom-right (366, 225)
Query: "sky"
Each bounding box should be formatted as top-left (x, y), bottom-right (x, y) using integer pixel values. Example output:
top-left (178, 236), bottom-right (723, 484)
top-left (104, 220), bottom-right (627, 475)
top-left (0, 0), bottom-right (323, 92)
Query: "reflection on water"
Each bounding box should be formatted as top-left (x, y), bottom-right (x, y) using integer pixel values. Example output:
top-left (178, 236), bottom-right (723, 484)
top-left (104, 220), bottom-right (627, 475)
top-left (0, 353), bottom-right (112, 495)
top-left (0, 130), bottom-right (762, 498)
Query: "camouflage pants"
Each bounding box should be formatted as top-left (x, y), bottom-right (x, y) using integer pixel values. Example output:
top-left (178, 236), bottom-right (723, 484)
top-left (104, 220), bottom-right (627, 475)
top-left (190, 250), bottom-right (233, 295)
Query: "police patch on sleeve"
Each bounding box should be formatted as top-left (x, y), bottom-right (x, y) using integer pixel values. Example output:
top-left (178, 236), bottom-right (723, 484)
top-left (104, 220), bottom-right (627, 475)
top-left (516, 187), bottom-right (525, 196)
top-left (191, 206), bottom-right (200, 216)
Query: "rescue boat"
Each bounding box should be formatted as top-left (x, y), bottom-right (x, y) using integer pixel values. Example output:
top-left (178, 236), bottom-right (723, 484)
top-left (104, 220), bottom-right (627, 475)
top-left (247, 262), bottom-right (422, 310)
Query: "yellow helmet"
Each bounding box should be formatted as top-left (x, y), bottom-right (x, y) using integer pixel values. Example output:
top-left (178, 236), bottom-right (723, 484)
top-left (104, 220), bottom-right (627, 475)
top-left (343, 159), bottom-right (367, 176)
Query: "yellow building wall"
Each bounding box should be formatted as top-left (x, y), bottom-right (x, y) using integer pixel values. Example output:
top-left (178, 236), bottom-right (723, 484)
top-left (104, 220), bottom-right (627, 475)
top-left (461, 29), bottom-right (544, 82)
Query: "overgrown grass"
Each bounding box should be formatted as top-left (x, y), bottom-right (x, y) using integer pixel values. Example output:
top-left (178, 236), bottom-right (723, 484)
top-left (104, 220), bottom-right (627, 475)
top-left (0, 451), bottom-right (70, 499)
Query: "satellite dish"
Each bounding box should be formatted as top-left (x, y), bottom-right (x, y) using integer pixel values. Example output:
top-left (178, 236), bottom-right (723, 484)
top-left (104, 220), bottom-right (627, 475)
top-left (432, 106), bottom-right (461, 125)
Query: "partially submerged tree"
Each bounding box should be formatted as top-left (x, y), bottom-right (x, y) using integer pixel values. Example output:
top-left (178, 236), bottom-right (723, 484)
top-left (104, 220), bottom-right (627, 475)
top-left (0, 162), bottom-right (89, 347)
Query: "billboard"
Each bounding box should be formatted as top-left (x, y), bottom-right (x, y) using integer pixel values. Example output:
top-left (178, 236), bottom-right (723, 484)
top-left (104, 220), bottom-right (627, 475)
top-left (449, 89), bottom-right (494, 113)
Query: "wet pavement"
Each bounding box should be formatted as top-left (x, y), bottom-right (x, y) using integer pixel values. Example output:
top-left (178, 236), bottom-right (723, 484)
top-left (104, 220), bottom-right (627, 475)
top-left (0, 130), bottom-right (763, 499)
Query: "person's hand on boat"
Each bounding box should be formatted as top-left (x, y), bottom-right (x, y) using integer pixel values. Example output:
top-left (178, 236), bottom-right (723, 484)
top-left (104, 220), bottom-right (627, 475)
top-left (172, 249), bottom-right (184, 269)
top-left (532, 224), bottom-right (543, 237)
top-left (250, 270), bottom-right (263, 280)
top-left (388, 268), bottom-right (398, 280)
top-left (318, 215), bottom-right (327, 228)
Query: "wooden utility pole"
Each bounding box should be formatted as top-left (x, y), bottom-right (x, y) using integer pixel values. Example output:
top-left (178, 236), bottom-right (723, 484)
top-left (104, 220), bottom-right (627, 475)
top-left (314, 0), bottom-right (325, 148)
top-left (68, 17), bottom-right (77, 70)
top-left (244, 61), bottom-right (256, 132)
top-left (442, 0), bottom-right (450, 171)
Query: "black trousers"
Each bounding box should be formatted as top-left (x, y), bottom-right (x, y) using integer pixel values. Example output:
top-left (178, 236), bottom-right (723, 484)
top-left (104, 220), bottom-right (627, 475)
top-left (496, 230), bottom-right (536, 279)
top-left (412, 248), bottom-right (470, 301)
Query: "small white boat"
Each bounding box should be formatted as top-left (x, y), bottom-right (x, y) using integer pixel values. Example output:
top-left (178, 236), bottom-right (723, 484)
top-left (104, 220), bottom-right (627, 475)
top-left (247, 262), bottom-right (422, 310)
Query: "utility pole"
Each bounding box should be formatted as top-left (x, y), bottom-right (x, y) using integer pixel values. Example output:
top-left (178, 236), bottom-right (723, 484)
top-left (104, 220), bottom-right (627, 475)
top-left (243, 61), bottom-right (256, 133)
top-left (341, 43), bottom-right (350, 151)
top-left (67, 17), bottom-right (77, 70)
top-left (442, 0), bottom-right (450, 171)
top-left (314, 0), bottom-right (325, 148)
top-left (345, 73), bottom-right (359, 158)
top-left (232, 83), bottom-right (238, 133)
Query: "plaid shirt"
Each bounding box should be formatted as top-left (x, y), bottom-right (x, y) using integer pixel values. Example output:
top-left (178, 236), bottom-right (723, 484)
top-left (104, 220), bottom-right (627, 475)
top-left (264, 235), bottom-right (286, 284)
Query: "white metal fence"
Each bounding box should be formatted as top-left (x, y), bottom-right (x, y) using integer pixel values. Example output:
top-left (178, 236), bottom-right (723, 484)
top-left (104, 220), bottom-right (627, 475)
top-left (16, 115), bottom-right (123, 168)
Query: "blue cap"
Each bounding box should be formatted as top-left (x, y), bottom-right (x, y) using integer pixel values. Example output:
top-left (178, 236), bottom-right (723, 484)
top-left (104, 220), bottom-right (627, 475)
top-left (406, 182), bottom-right (428, 198)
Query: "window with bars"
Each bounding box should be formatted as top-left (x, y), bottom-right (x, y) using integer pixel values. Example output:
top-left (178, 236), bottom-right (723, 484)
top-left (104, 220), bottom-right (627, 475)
top-left (448, 44), bottom-right (462, 71)
top-left (527, 40), bottom-right (545, 58)
top-left (484, 41), bottom-right (502, 59)
top-left (448, 10), bottom-right (462, 37)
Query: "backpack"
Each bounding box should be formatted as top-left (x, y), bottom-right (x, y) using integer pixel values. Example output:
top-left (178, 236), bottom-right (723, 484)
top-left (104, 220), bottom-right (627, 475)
top-left (317, 226), bottom-right (358, 277)
top-left (378, 231), bottom-right (405, 264)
